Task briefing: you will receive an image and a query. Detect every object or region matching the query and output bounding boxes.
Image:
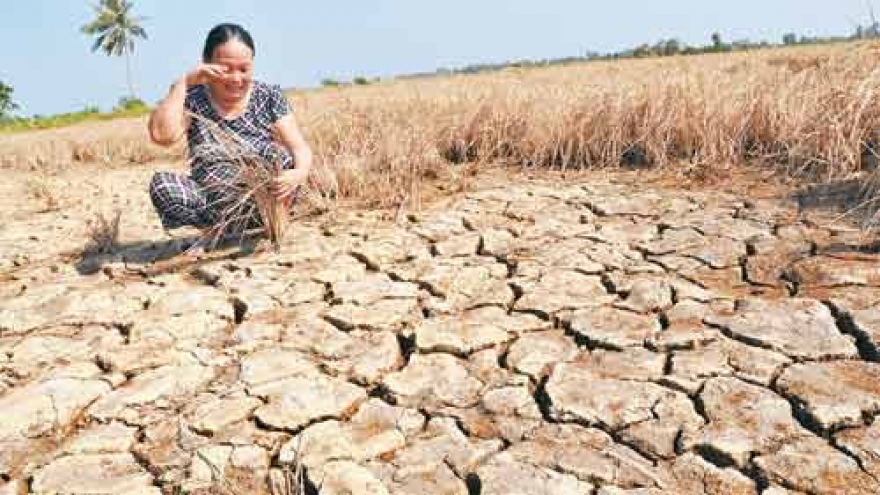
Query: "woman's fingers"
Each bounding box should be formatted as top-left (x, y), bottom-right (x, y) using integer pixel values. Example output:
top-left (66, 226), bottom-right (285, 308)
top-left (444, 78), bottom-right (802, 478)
top-left (206, 64), bottom-right (228, 75)
top-left (269, 170), bottom-right (308, 200)
top-left (192, 63), bottom-right (228, 84)
top-left (186, 63), bottom-right (227, 86)
top-left (204, 66), bottom-right (227, 81)
top-left (273, 188), bottom-right (293, 200)
top-left (270, 177), bottom-right (294, 198)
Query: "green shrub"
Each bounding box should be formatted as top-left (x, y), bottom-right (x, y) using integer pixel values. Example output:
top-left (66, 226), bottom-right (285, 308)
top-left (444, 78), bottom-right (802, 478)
top-left (115, 96), bottom-right (147, 112)
top-left (0, 97), bottom-right (151, 133)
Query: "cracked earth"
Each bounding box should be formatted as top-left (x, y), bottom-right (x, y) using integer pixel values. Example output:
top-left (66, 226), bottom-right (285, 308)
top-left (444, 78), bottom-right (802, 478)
top-left (2, 165), bottom-right (880, 494)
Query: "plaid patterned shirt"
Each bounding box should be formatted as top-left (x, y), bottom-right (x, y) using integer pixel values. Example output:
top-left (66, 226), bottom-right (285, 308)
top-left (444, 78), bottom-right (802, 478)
top-left (185, 80), bottom-right (294, 169)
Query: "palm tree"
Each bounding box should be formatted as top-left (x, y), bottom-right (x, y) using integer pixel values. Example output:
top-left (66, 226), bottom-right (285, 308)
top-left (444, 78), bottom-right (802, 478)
top-left (81, 0), bottom-right (147, 99)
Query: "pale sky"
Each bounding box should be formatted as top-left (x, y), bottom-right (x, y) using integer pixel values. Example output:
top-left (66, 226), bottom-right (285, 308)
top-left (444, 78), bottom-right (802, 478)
top-left (0, 1), bottom-right (873, 115)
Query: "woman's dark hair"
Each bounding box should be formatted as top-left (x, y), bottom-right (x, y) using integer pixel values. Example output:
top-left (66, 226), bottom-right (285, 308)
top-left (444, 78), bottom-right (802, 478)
top-left (202, 23), bottom-right (255, 62)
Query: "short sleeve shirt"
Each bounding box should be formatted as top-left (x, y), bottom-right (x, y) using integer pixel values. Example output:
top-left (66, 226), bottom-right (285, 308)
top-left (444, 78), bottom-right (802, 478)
top-left (184, 80), bottom-right (294, 169)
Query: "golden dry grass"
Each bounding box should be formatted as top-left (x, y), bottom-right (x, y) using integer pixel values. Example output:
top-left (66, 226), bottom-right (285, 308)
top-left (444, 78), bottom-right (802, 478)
top-left (0, 116), bottom-right (180, 170)
top-left (6, 41), bottom-right (880, 214)
top-left (25, 175), bottom-right (61, 213)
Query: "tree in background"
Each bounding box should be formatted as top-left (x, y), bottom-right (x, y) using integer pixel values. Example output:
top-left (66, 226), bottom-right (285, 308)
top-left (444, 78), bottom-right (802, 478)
top-left (852, 2), bottom-right (880, 39)
top-left (81, 0), bottom-right (148, 99)
top-left (0, 81), bottom-right (18, 119)
top-left (659, 39), bottom-right (681, 56)
top-left (868, 1), bottom-right (880, 37)
top-left (631, 44), bottom-right (650, 58)
top-left (711, 32), bottom-right (725, 51)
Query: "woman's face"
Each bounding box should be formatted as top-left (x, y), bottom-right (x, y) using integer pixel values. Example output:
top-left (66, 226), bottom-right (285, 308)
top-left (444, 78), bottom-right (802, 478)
top-left (208, 39), bottom-right (254, 103)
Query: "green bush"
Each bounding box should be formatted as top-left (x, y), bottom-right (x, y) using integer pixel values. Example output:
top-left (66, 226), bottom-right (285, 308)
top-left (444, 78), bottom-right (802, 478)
top-left (115, 96), bottom-right (147, 112)
top-left (0, 97), bottom-right (151, 133)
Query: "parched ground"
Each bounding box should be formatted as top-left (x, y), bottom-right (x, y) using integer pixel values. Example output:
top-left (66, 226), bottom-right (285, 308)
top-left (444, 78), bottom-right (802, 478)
top-left (2, 162), bottom-right (880, 494)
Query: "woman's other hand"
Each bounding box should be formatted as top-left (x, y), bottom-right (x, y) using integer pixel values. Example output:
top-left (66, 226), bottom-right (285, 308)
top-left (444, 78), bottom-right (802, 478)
top-left (185, 63), bottom-right (229, 87)
top-left (271, 168), bottom-right (309, 200)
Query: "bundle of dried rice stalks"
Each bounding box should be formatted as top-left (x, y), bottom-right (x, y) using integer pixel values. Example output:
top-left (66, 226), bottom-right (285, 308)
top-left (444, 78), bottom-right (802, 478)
top-left (228, 153), bottom-right (286, 247)
top-left (186, 112), bottom-right (291, 252)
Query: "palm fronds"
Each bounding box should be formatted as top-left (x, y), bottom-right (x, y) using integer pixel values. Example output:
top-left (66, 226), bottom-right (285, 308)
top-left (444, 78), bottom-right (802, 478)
top-left (81, 0), bottom-right (148, 55)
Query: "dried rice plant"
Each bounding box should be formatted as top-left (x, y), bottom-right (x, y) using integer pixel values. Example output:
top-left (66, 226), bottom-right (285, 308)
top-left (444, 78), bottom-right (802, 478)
top-left (269, 436), bottom-right (313, 495)
top-left (194, 449), bottom-right (243, 495)
top-left (25, 176), bottom-right (61, 212)
top-left (268, 464), bottom-right (310, 495)
top-left (0, 116), bottom-right (179, 171)
top-left (186, 112), bottom-right (290, 252)
top-left (292, 42), bottom-right (880, 212)
top-left (8, 42), bottom-right (880, 226)
top-left (301, 160), bottom-right (339, 213)
top-left (84, 210), bottom-right (121, 255)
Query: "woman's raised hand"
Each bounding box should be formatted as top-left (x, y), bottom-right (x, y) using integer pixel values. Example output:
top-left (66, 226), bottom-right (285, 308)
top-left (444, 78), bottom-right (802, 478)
top-left (185, 63), bottom-right (229, 87)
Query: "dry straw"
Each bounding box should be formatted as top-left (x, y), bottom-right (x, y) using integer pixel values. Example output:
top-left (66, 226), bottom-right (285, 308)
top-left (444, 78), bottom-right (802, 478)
top-left (6, 42), bottom-right (880, 227)
top-left (297, 42), bottom-right (880, 226)
top-left (186, 112), bottom-right (291, 252)
top-left (84, 210), bottom-right (121, 255)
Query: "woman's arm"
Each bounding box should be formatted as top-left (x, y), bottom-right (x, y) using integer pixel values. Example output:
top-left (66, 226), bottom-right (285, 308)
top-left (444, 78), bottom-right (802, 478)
top-left (148, 64), bottom-right (228, 146)
top-left (147, 77), bottom-right (190, 147)
top-left (271, 113), bottom-right (314, 199)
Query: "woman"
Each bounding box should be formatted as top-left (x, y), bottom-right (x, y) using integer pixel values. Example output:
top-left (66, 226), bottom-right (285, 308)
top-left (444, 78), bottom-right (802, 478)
top-left (148, 23), bottom-right (312, 251)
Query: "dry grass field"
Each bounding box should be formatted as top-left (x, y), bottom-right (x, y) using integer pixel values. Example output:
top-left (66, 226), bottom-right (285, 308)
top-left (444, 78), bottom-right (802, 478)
top-left (4, 40), bottom-right (880, 215)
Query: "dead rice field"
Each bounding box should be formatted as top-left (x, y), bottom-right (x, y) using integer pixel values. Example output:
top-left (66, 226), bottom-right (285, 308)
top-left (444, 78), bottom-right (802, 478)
top-left (4, 41), bottom-right (880, 219)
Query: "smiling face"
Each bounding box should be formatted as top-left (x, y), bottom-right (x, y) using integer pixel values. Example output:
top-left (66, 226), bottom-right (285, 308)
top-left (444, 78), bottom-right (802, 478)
top-left (207, 39), bottom-right (254, 104)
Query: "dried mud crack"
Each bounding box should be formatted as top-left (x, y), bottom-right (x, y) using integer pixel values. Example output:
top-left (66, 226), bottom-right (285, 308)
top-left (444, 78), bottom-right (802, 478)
top-left (2, 176), bottom-right (880, 494)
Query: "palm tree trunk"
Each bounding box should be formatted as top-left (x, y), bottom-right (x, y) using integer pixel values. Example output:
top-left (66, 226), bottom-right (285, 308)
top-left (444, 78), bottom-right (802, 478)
top-left (125, 51), bottom-right (135, 99)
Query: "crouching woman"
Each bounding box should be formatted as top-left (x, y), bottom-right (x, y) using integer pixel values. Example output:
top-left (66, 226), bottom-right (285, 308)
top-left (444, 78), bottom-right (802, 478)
top-left (147, 23), bottom-right (312, 250)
